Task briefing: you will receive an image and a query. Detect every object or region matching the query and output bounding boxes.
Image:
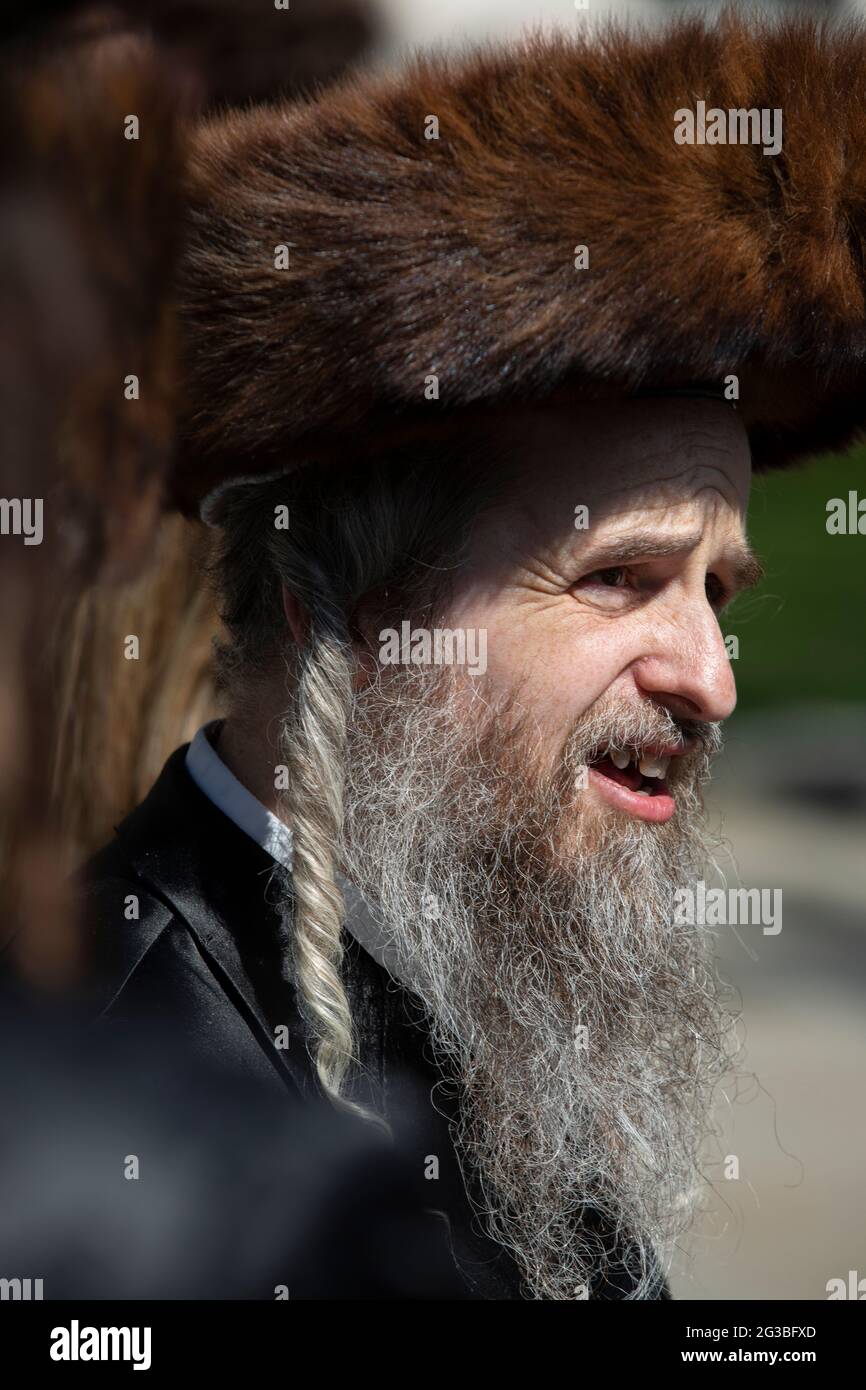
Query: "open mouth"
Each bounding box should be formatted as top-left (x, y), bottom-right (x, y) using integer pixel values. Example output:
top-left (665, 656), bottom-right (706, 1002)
top-left (590, 749), bottom-right (671, 796)
top-left (586, 747), bottom-right (677, 823)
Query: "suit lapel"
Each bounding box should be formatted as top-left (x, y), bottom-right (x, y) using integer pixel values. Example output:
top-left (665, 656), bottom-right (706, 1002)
top-left (113, 744), bottom-right (314, 1101)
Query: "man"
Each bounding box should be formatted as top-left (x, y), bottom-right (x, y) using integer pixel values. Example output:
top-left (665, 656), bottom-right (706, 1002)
top-left (81, 13), bottom-right (866, 1299)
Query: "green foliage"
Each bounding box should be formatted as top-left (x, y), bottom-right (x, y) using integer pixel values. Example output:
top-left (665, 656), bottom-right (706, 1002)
top-left (727, 448), bottom-right (866, 710)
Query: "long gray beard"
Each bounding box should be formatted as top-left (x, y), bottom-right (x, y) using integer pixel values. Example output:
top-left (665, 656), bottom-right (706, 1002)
top-left (333, 668), bottom-right (739, 1299)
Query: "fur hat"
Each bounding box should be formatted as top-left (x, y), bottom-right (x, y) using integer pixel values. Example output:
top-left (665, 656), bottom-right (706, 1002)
top-left (174, 9), bottom-right (866, 520)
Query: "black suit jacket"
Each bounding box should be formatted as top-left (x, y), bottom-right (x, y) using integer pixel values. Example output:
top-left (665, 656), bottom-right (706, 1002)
top-left (71, 739), bottom-right (671, 1300)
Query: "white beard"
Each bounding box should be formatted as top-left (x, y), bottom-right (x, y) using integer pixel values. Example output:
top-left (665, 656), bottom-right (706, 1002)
top-left (292, 666), bottom-right (740, 1299)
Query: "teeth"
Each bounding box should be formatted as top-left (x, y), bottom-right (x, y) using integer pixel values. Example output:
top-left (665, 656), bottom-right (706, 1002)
top-left (609, 749), bottom-right (631, 770)
top-left (638, 754), bottom-right (670, 780)
top-left (635, 789), bottom-right (651, 796)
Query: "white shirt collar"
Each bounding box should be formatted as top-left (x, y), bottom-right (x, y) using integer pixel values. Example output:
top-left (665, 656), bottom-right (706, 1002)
top-left (186, 720), bottom-right (295, 872)
top-left (185, 721), bottom-right (411, 991)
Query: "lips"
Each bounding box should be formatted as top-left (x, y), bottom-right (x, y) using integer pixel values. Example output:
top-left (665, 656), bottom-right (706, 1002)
top-left (586, 745), bottom-right (682, 824)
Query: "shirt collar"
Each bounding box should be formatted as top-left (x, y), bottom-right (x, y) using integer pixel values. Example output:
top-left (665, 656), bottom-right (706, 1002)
top-left (186, 720), bottom-right (295, 872)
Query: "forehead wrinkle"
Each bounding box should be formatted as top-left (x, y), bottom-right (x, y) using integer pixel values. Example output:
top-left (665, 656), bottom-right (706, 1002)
top-left (483, 412), bottom-right (750, 574)
top-left (589, 474), bottom-right (748, 535)
top-left (597, 424), bottom-right (739, 467)
top-left (598, 457), bottom-right (744, 502)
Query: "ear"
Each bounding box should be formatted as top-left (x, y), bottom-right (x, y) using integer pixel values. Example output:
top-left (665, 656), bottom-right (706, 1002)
top-left (281, 585), bottom-right (308, 646)
top-left (348, 590), bottom-right (385, 690)
top-left (284, 583), bottom-right (376, 690)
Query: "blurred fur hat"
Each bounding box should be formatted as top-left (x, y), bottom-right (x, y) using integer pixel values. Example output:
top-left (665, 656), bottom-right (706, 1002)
top-left (175, 8), bottom-right (866, 522)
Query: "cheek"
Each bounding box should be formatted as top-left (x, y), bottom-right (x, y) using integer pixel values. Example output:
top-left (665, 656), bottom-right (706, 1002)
top-left (451, 592), bottom-right (643, 739)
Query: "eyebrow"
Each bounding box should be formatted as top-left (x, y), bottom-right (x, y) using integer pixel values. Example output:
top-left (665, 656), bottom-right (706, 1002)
top-left (579, 527), bottom-right (765, 594)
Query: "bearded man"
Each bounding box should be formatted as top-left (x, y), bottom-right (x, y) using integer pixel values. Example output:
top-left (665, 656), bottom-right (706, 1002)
top-left (80, 13), bottom-right (866, 1300)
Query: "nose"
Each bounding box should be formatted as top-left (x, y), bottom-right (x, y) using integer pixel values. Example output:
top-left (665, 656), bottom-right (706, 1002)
top-left (630, 601), bottom-right (737, 725)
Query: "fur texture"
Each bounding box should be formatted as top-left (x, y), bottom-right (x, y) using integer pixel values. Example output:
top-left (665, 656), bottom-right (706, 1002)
top-left (175, 9), bottom-right (866, 513)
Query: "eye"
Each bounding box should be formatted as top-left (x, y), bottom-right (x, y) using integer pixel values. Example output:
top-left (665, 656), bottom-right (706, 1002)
top-left (705, 573), bottom-right (728, 609)
top-left (571, 565), bottom-right (637, 608)
top-left (591, 567), bottom-right (628, 587)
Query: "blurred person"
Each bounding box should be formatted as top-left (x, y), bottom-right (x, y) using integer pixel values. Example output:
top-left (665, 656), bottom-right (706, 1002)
top-left (77, 10), bottom-right (866, 1300)
top-left (0, 12), bottom-right (190, 986)
top-left (7, 0), bottom-right (381, 874)
top-left (0, 0), bottom-right (380, 961)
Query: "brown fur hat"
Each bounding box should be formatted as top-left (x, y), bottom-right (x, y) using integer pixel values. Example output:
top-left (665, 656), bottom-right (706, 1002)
top-left (174, 9), bottom-right (866, 517)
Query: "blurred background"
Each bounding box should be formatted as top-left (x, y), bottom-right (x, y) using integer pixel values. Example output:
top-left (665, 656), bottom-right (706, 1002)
top-left (1, 0), bottom-right (863, 1301)
top-left (373, 0), bottom-right (862, 56)
top-left (675, 452), bottom-right (866, 1300)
